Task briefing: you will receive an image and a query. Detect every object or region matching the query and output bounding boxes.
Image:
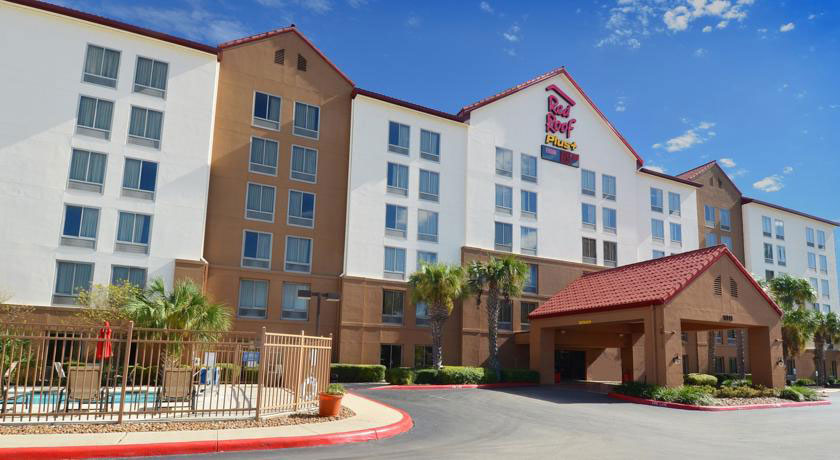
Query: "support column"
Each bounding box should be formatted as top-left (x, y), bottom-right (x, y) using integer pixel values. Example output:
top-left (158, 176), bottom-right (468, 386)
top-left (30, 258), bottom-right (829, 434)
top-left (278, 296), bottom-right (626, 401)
top-left (748, 324), bottom-right (785, 388)
top-left (643, 311), bottom-right (657, 385)
top-left (657, 308), bottom-right (684, 388)
top-left (621, 333), bottom-right (644, 382)
top-left (530, 325), bottom-right (554, 384)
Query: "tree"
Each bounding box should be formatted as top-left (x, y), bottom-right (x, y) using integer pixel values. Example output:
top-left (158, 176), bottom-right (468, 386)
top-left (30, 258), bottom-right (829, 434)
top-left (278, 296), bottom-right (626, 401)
top-left (707, 330), bottom-right (717, 374)
top-left (76, 282), bottom-right (141, 325)
top-left (767, 275), bottom-right (817, 367)
top-left (408, 263), bottom-right (467, 370)
top-left (809, 311), bottom-right (840, 385)
top-left (466, 256), bottom-right (528, 379)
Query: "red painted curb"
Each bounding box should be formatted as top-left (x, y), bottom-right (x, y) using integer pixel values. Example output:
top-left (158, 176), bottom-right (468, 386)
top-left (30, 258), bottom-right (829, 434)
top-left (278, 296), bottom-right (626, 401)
top-left (368, 383), bottom-right (538, 390)
top-left (608, 393), bottom-right (832, 411)
top-left (0, 394), bottom-right (412, 460)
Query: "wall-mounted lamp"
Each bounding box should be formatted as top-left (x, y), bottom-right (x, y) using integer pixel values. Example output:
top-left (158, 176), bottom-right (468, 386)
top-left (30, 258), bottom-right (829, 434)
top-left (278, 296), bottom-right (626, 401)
top-left (774, 339), bottom-right (783, 343)
top-left (776, 358), bottom-right (785, 367)
top-left (672, 354), bottom-right (681, 364)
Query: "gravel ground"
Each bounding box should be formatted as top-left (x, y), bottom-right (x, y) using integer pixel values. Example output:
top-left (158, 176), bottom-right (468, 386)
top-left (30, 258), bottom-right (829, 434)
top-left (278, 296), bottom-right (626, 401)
top-left (0, 407), bottom-right (355, 435)
top-left (712, 397), bottom-right (796, 406)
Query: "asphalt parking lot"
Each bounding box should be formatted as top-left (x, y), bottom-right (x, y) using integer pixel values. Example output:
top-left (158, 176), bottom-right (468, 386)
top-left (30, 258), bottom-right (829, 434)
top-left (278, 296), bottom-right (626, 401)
top-left (150, 385), bottom-right (840, 460)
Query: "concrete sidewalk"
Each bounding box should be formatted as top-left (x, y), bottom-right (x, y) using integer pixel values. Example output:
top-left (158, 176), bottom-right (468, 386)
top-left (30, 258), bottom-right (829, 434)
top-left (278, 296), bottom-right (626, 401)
top-left (0, 393), bottom-right (412, 459)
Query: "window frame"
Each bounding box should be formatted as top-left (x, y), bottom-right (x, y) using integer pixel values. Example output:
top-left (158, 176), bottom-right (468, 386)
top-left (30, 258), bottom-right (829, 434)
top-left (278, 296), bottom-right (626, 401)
top-left (121, 157), bottom-right (158, 200)
top-left (53, 260), bottom-right (94, 304)
top-left (704, 205), bottom-right (716, 228)
top-left (292, 100), bottom-right (320, 139)
top-left (524, 264), bottom-right (539, 293)
top-left (244, 182), bottom-right (276, 223)
top-left (281, 282), bottom-right (310, 321)
top-left (249, 136), bottom-right (280, 177)
top-left (582, 203), bottom-right (597, 230)
top-left (67, 148), bottom-right (107, 193)
top-left (817, 230), bottom-right (826, 250)
top-left (774, 219), bottom-right (785, 240)
top-left (290, 144), bottom-right (318, 183)
top-left (764, 243), bottom-right (774, 264)
top-left (777, 245), bottom-right (787, 266)
top-left (416, 250), bottom-right (438, 270)
top-left (495, 147), bottom-right (513, 177)
top-left (719, 208), bottom-right (731, 232)
top-left (417, 209), bottom-right (439, 243)
top-left (582, 237), bottom-right (597, 265)
top-left (418, 169), bottom-right (440, 202)
top-left (498, 300), bottom-right (513, 331)
top-left (383, 246), bottom-right (407, 279)
top-left (241, 230), bottom-right (273, 270)
top-left (668, 192), bottom-right (681, 216)
top-left (521, 153), bottom-right (538, 183)
top-left (132, 55), bottom-right (169, 98)
top-left (382, 290), bottom-right (405, 325)
top-left (385, 204), bottom-right (408, 238)
top-left (388, 121), bottom-right (410, 155)
top-left (75, 95), bottom-right (114, 139)
top-left (603, 207), bottom-right (617, 234)
top-left (581, 169), bottom-right (596, 196)
top-left (252, 90), bottom-right (282, 130)
top-left (415, 302), bottom-right (430, 327)
top-left (81, 43), bottom-right (121, 88)
top-left (495, 184), bottom-right (513, 215)
top-left (287, 189), bottom-right (316, 228)
top-left (127, 105), bottom-right (164, 149)
top-left (521, 226), bottom-right (538, 256)
top-left (115, 211), bottom-right (152, 253)
top-left (420, 129), bottom-right (440, 162)
top-left (60, 204), bottom-right (100, 248)
top-left (110, 265), bottom-right (147, 288)
top-left (651, 218), bottom-right (665, 242)
top-left (520, 301), bottom-right (538, 330)
top-left (284, 235), bottom-right (313, 273)
top-left (762, 216), bottom-right (772, 237)
top-left (603, 240), bottom-right (617, 267)
top-left (237, 279), bottom-right (269, 319)
top-left (386, 162), bottom-right (409, 196)
top-left (650, 187), bottom-right (663, 213)
top-left (670, 222), bottom-right (682, 245)
top-left (520, 189), bottom-right (538, 219)
top-left (494, 222), bottom-right (513, 252)
top-left (602, 174), bottom-right (616, 201)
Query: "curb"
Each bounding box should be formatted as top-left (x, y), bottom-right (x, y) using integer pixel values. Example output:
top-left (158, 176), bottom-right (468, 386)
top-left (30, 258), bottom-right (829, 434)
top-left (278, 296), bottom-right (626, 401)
top-left (608, 393), bottom-right (832, 411)
top-left (368, 383), bottom-right (538, 390)
top-left (0, 394), bottom-right (412, 460)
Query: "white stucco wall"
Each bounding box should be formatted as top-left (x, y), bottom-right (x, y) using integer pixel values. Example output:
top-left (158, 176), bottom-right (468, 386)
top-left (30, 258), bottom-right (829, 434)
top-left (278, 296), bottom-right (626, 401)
top-left (636, 173), bottom-right (700, 260)
top-left (0, 3), bottom-right (218, 306)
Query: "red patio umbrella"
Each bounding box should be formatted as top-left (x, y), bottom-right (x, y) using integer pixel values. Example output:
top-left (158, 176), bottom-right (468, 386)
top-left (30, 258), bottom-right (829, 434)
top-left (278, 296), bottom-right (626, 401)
top-left (96, 321), bottom-right (113, 361)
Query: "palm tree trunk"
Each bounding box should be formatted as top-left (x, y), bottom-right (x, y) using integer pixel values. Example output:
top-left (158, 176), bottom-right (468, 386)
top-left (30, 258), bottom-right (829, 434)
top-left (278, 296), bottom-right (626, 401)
top-left (736, 329), bottom-right (746, 378)
top-left (486, 289), bottom-right (501, 380)
top-left (814, 335), bottom-right (825, 385)
top-left (430, 317), bottom-right (444, 370)
top-left (707, 331), bottom-right (717, 374)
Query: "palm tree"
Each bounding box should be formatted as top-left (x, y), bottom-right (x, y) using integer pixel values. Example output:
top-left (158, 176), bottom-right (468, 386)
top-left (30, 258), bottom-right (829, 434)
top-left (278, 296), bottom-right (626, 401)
top-left (767, 275), bottom-right (817, 368)
top-left (466, 256), bottom-right (528, 379)
top-left (809, 311), bottom-right (840, 385)
top-left (707, 331), bottom-right (717, 374)
top-left (408, 263), bottom-right (467, 369)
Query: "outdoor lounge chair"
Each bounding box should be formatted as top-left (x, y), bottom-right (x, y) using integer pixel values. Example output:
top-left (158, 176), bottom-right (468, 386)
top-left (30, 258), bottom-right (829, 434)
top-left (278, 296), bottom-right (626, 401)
top-left (1, 361), bottom-right (19, 413)
top-left (155, 367), bottom-right (198, 411)
top-left (64, 365), bottom-right (102, 412)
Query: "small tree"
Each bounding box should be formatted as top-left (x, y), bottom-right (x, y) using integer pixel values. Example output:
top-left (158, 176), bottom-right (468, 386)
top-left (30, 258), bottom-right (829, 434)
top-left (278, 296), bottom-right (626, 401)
top-left (767, 275), bottom-right (817, 367)
top-left (810, 311), bottom-right (840, 385)
top-left (409, 263), bottom-right (467, 369)
top-left (76, 282), bottom-right (141, 325)
top-left (466, 256), bottom-right (528, 379)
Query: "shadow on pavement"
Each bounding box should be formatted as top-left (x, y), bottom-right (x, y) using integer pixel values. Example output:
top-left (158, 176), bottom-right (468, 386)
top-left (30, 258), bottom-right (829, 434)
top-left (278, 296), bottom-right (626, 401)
top-left (484, 384), bottom-right (625, 406)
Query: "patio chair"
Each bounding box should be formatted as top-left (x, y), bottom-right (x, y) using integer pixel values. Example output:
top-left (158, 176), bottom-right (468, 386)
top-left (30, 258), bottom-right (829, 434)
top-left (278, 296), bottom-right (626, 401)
top-left (1, 361), bottom-right (19, 414)
top-left (155, 367), bottom-right (198, 411)
top-left (64, 365), bottom-right (102, 412)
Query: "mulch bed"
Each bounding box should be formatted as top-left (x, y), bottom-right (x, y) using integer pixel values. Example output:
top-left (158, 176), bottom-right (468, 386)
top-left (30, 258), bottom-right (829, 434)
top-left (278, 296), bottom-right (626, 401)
top-left (713, 397), bottom-right (793, 406)
top-left (0, 407), bottom-right (355, 435)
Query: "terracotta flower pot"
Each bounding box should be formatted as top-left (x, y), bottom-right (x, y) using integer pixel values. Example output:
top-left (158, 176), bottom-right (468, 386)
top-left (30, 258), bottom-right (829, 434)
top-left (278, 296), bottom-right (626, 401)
top-left (319, 392), bottom-right (343, 417)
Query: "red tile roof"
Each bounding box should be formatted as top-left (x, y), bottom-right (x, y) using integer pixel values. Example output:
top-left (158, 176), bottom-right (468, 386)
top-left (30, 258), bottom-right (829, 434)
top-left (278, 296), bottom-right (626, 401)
top-left (530, 246), bottom-right (781, 320)
top-left (676, 160), bottom-right (717, 180)
top-left (742, 197), bottom-right (840, 227)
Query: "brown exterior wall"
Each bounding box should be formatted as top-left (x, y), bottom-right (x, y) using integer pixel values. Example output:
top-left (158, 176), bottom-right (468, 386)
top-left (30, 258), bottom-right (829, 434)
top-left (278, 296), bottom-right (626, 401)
top-left (203, 31), bottom-right (353, 350)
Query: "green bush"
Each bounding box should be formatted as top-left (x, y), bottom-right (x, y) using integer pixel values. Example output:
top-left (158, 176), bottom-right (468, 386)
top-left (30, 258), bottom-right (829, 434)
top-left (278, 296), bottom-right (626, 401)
top-left (779, 387), bottom-right (805, 402)
top-left (385, 367), bottom-right (415, 385)
top-left (684, 373), bottom-right (718, 387)
top-left (673, 386), bottom-right (716, 406)
top-left (791, 385), bottom-right (820, 401)
top-left (615, 381), bottom-right (658, 399)
top-left (215, 363), bottom-right (242, 382)
top-left (414, 368), bottom-right (439, 384)
top-left (330, 364), bottom-right (386, 383)
top-left (500, 368), bottom-right (540, 383)
top-left (326, 383), bottom-right (346, 395)
top-left (794, 378), bottom-right (816, 386)
top-left (242, 366), bottom-right (259, 384)
top-left (720, 378), bottom-right (751, 388)
top-left (436, 366), bottom-right (494, 384)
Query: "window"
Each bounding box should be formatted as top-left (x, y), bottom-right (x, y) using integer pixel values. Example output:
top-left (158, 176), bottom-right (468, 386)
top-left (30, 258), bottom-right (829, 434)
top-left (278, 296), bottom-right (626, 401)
top-left (720, 209), bottom-right (731, 231)
top-left (496, 147), bottom-right (513, 177)
top-left (420, 130), bottom-right (440, 161)
top-left (602, 174), bottom-right (616, 200)
top-left (582, 204), bottom-right (597, 230)
top-left (764, 243), bottom-right (774, 263)
top-left (386, 163), bottom-right (409, 195)
top-left (382, 290), bottom-right (404, 324)
top-left (384, 246), bottom-right (406, 278)
top-left (808, 253), bottom-right (818, 270)
top-left (705, 232), bottom-right (717, 247)
top-left (285, 236), bottom-right (312, 273)
top-left (493, 221), bottom-right (514, 253)
top-left (715, 331), bottom-right (723, 343)
top-left (287, 190), bottom-right (315, 228)
top-left (133, 57), bottom-right (168, 97)
top-left (238, 280), bottom-right (268, 318)
top-left (253, 91), bottom-right (281, 129)
top-left (416, 251), bottom-right (437, 270)
top-left (821, 279), bottom-right (830, 299)
top-left (776, 246), bottom-right (786, 266)
top-left (380, 344), bottom-right (402, 368)
top-left (826, 305), bottom-right (832, 314)
top-left (293, 102), bottom-right (320, 138)
top-left (417, 210), bottom-right (439, 242)
top-left (524, 264), bottom-right (538, 293)
top-left (242, 230), bottom-right (272, 269)
top-left (650, 188), bottom-right (663, 213)
top-left (651, 219), bottom-right (664, 241)
top-left (806, 227), bottom-right (815, 247)
top-left (727, 329), bottom-right (736, 345)
top-left (603, 208), bottom-right (617, 234)
top-left (499, 300), bottom-right (512, 331)
top-left (521, 154), bottom-right (538, 182)
top-left (290, 145), bottom-right (318, 183)
top-left (415, 302), bottom-right (430, 327)
top-left (53, 261), bottom-right (93, 304)
top-left (668, 192), bottom-right (681, 216)
top-left (245, 183), bottom-right (276, 222)
top-left (61, 205), bottom-right (99, 248)
top-left (810, 278), bottom-right (819, 296)
top-left (122, 158), bottom-right (157, 200)
top-left (83, 44), bottom-right (120, 87)
top-left (765, 270), bottom-right (775, 281)
top-left (111, 266), bottom-right (146, 288)
top-left (418, 169), bottom-right (439, 202)
top-left (282, 282), bottom-right (310, 320)
top-left (762, 216), bottom-right (772, 237)
top-left (721, 235), bottom-right (733, 251)
top-left (775, 219), bottom-right (785, 240)
top-left (521, 190), bottom-right (537, 218)
top-left (729, 357), bottom-right (738, 373)
top-left (582, 237), bottom-right (597, 264)
top-left (388, 122), bottom-right (410, 154)
top-left (415, 345), bottom-right (434, 368)
top-left (116, 212), bottom-right (151, 253)
top-left (581, 170), bottom-right (596, 196)
top-left (128, 106), bottom-right (163, 148)
top-left (704, 205), bottom-right (716, 228)
top-left (250, 137), bottom-right (279, 175)
top-left (521, 227), bottom-right (537, 256)
top-left (76, 96), bottom-right (113, 139)
top-left (297, 53), bottom-right (307, 71)
top-left (819, 255), bottom-right (828, 274)
top-left (670, 222), bottom-right (682, 244)
top-left (652, 250), bottom-right (665, 259)
top-left (604, 241), bottom-right (617, 268)
top-left (682, 332), bottom-right (688, 342)
top-left (817, 230), bottom-right (826, 250)
top-left (385, 204), bottom-right (408, 237)
top-left (495, 184), bottom-right (513, 214)
top-left (520, 302), bottom-right (537, 330)
top-left (68, 149), bottom-right (106, 192)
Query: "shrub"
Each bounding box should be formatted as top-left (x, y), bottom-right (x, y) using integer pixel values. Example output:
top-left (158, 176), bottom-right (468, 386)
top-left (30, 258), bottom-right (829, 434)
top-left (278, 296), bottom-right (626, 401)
top-left (684, 373), bottom-right (717, 387)
top-left (717, 386), bottom-right (760, 399)
top-left (794, 378), bottom-right (816, 387)
top-left (791, 385), bottom-right (820, 401)
top-left (779, 387), bottom-right (805, 402)
top-left (615, 381), bottom-right (658, 399)
top-left (437, 366), bottom-right (494, 384)
top-left (215, 363), bottom-right (242, 382)
top-left (325, 383), bottom-right (346, 395)
top-left (720, 378), bottom-right (751, 388)
top-left (414, 368), bottom-right (439, 384)
top-left (242, 366), bottom-right (260, 384)
top-left (673, 386), bottom-right (716, 406)
top-left (500, 368), bottom-right (540, 383)
top-left (330, 364), bottom-right (386, 383)
top-left (385, 367), bottom-right (415, 385)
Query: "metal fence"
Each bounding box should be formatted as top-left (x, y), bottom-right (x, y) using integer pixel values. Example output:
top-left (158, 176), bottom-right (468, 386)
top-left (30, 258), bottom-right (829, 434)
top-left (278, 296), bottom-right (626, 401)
top-left (0, 322), bottom-right (332, 424)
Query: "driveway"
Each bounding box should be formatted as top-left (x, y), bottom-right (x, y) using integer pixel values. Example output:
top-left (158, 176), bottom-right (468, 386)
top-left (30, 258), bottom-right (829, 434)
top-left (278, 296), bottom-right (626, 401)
top-left (145, 386), bottom-right (840, 460)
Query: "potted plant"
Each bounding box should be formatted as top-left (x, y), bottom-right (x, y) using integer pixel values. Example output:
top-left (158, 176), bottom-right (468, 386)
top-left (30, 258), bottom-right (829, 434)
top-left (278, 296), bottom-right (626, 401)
top-left (319, 383), bottom-right (346, 417)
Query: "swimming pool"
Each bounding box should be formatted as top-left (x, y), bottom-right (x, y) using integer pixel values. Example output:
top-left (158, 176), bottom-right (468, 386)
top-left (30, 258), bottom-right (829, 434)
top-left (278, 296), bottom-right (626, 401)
top-left (5, 390), bottom-right (157, 405)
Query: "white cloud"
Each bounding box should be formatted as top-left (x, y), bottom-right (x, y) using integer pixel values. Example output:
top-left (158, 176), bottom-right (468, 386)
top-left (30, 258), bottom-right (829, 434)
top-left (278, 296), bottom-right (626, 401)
top-left (808, 13), bottom-right (816, 20)
top-left (347, 0), bottom-right (367, 7)
top-left (716, 20), bottom-right (728, 29)
top-left (653, 121), bottom-right (716, 153)
top-left (646, 165), bottom-right (667, 173)
top-left (727, 168), bottom-right (748, 179)
top-left (503, 47), bottom-right (516, 57)
top-left (503, 24), bottom-right (521, 42)
top-left (719, 158), bottom-right (736, 168)
top-left (753, 175), bottom-right (784, 192)
top-left (757, 28), bottom-right (768, 33)
top-left (783, 166), bottom-right (794, 174)
top-left (406, 15), bottom-right (421, 27)
top-left (480, 1), bottom-right (494, 14)
top-left (615, 98), bottom-right (627, 112)
top-left (257, 0), bottom-right (332, 14)
top-left (103, 3), bottom-right (248, 44)
top-left (780, 22), bottom-right (795, 32)
top-left (694, 48), bottom-right (707, 57)
top-left (702, 25), bottom-right (712, 32)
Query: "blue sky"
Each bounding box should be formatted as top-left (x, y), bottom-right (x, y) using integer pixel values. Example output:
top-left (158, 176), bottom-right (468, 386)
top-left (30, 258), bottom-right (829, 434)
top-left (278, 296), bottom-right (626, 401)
top-left (64, 0), bottom-right (840, 271)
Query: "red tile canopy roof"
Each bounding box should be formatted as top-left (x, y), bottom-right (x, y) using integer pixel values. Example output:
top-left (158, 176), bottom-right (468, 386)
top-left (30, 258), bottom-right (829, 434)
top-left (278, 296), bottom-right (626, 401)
top-left (530, 246), bottom-right (782, 319)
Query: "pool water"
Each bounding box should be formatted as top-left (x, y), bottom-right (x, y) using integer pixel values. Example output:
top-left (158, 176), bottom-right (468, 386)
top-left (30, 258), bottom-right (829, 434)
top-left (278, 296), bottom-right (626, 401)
top-left (7, 390), bottom-right (157, 405)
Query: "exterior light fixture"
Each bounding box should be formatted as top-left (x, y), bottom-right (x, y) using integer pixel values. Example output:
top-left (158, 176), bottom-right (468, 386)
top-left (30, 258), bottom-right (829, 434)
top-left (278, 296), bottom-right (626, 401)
top-left (297, 290), bottom-right (341, 336)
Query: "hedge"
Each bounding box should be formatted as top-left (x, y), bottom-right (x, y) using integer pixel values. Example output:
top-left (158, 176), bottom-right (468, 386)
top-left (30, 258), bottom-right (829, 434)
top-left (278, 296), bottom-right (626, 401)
top-left (684, 373), bottom-right (717, 387)
top-left (331, 364), bottom-right (386, 383)
top-left (385, 367), bottom-right (415, 385)
top-left (793, 378), bottom-right (816, 387)
top-left (380, 366), bottom-right (539, 385)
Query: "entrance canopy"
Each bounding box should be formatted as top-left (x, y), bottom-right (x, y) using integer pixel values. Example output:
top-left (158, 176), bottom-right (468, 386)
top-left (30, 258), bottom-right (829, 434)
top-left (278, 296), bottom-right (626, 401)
top-left (528, 246), bottom-right (785, 388)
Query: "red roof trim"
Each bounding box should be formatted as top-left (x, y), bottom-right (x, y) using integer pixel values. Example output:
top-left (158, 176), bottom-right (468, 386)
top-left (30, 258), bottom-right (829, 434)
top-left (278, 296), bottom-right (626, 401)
top-left (457, 67), bottom-right (644, 168)
top-left (5, 0), bottom-right (217, 54)
top-left (677, 160), bottom-right (742, 195)
top-left (219, 26), bottom-right (354, 86)
top-left (638, 168), bottom-right (703, 187)
top-left (352, 88), bottom-right (463, 123)
top-left (742, 197), bottom-right (840, 227)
